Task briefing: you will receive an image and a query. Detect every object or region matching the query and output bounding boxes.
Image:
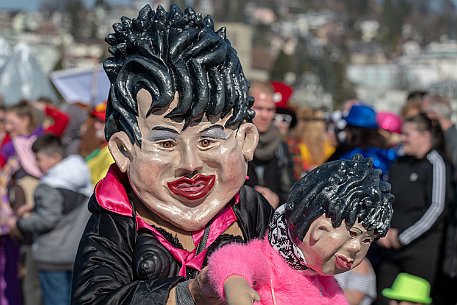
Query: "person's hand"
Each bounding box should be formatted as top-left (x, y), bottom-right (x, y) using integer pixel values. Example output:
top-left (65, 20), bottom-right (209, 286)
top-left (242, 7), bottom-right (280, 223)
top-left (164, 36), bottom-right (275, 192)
top-left (386, 228), bottom-right (401, 249)
top-left (377, 228), bottom-right (401, 249)
top-left (30, 100), bottom-right (45, 111)
top-left (224, 276), bottom-right (260, 305)
top-left (188, 267), bottom-right (226, 305)
top-left (377, 235), bottom-right (391, 248)
top-left (16, 205), bottom-right (34, 218)
top-left (5, 216), bottom-right (17, 231)
top-left (6, 217), bottom-right (23, 239)
top-left (254, 186), bottom-right (280, 209)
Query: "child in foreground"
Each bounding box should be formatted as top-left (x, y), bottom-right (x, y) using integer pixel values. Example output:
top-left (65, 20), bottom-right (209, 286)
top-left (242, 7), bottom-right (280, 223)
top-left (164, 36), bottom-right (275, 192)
top-left (208, 154), bottom-right (394, 305)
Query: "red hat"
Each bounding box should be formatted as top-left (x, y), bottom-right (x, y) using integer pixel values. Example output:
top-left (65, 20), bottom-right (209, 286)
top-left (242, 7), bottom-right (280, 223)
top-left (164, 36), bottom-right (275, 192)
top-left (270, 81), bottom-right (293, 109)
top-left (90, 102), bottom-right (107, 122)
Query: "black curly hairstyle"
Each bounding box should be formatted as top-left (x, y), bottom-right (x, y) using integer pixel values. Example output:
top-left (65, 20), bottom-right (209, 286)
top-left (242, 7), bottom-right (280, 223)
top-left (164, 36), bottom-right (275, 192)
top-left (286, 154), bottom-right (394, 243)
top-left (103, 4), bottom-right (255, 146)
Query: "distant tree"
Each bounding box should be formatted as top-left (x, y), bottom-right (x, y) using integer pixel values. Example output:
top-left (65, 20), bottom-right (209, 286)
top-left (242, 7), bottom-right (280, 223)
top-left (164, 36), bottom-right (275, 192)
top-left (269, 49), bottom-right (294, 82)
top-left (323, 50), bottom-right (355, 107)
top-left (291, 38), bottom-right (355, 108)
top-left (95, 0), bottom-right (110, 10)
top-left (439, 0), bottom-right (456, 39)
top-left (40, 0), bottom-right (65, 12)
top-left (213, 0), bottom-right (245, 22)
top-left (171, 0), bottom-right (187, 11)
top-left (378, 0), bottom-right (411, 56)
top-left (344, 0), bottom-right (370, 16)
top-left (66, 0), bottom-right (87, 40)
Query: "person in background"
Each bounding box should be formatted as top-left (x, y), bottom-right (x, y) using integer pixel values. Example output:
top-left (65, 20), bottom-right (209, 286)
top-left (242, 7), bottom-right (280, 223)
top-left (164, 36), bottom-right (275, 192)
top-left (421, 95), bottom-right (457, 173)
top-left (335, 104), bottom-right (396, 180)
top-left (376, 113), bottom-right (452, 305)
top-left (271, 81), bottom-right (310, 180)
top-left (421, 96), bottom-right (457, 304)
top-left (61, 102), bottom-right (89, 156)
top-left (435, 201), bottom-right (457, 305)
top-left (291, 108), bottom-right (334, 178)
top-left (271, 81), bottom-right (297, 137)
top-left (400, 91), bottom-right (427, 119)
top-left (1, 99), bottom-right (69, 171)
top-left (0, 98), bottom-right (23, 305)
top-left (0, 102), bottom-right (6, 143)
top-left (79, 102), bottom-right (114, 186)
top-left (0, 99), bottom-right (68, 305)
top-left (382, 273), bottom-right (432, 305)
top-left (7, 165), bottom-right (42, 305)
top-left (246, 81), bottom-right (295, 209)
top-left (4, 134), bottom-right (92, 305)
top-left (335, 258), bottom-right (377, 305)
top-left (377, 111), bottom-right (403, 149)
top-left (325, 110), bottom-right (348, 162)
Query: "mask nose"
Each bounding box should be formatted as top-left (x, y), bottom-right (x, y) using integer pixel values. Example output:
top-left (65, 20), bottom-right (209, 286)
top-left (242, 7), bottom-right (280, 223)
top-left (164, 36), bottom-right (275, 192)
top-left (347, 238), bottom-right (362, 254)
top-left (175, 144), bottom-right (203, 177)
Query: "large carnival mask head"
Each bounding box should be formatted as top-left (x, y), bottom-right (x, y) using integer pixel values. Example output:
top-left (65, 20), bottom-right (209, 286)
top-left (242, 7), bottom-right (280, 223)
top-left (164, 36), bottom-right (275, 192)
top-left (104, 4), bottom-right (258, 231)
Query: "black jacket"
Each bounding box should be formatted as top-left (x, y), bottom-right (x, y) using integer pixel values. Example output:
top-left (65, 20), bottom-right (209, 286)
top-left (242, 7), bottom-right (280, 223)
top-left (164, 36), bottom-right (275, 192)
top-left (389, 150), bottom-right (452, 246)
top-left (71, 185), bottom-right (273, 305)
top-left (246, 142), bottom-right (294, 205)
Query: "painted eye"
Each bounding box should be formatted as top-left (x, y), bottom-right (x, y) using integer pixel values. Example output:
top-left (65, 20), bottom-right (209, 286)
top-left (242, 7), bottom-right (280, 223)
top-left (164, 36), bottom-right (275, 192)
top-left (363, 237), bottom-right (374, 244)
top-left (199, 138), bottom-right (215, 148)
top-left (158, 140), bottom-right (176, 149)
top-left (349, 230), bottom-right (358, 238)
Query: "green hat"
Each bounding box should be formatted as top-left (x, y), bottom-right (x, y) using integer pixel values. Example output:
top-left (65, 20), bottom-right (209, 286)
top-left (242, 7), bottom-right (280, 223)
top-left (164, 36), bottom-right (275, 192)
top-left (382, 273), bottom-right (432, 304)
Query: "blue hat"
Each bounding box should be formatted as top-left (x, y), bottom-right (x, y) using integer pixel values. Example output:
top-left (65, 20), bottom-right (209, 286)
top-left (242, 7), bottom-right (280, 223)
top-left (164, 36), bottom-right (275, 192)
top-left (345, 104), bottom-right (378, 129)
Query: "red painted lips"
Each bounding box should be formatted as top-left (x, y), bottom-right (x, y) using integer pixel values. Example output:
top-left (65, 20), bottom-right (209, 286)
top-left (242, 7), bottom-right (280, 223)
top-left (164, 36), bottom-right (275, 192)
top-left (335, 254), bottom-right (354, 271)
top-left (167, 174), bottom-right (216, 200)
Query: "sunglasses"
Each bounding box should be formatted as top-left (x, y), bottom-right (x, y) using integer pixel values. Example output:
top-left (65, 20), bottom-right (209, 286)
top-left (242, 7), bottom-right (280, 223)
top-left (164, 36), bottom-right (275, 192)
top-left (274, 113), bottom-right (293, 123)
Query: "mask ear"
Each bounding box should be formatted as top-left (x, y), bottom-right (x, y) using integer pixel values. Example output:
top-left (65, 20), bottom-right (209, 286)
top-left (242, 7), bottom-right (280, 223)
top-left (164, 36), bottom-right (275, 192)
top-left (108, 131), bottom-right (134, 173)
top-left (309, 217), bottom-right (334, 244)
top-left (236, 122), bottom-right (259, 161)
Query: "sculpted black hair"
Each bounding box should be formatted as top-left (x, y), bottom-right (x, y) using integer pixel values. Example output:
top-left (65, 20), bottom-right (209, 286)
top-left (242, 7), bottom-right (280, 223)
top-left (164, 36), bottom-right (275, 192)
top-left (286, 154), bottom-right (393, 242)
top-left (103, 4), bottom-right (254, 145)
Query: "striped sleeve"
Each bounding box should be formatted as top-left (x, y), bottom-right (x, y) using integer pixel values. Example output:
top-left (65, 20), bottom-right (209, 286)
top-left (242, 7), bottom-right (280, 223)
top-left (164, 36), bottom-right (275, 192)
top-left (398, 150), bottom-right (446, 245)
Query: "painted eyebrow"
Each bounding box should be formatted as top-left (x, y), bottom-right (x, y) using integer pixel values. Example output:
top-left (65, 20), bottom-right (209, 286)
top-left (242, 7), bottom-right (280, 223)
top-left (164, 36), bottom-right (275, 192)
top-left (350, 227), bottom-right (364, 235)
top-left (352, 227), bottom-right (375, 239)
top-left (199, 125), bottom-right (229, 139)
top-left (149, 126), bottom-right (179, 141)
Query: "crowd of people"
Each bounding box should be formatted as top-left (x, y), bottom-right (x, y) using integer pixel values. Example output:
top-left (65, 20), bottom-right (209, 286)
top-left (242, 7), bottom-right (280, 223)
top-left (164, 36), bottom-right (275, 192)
top-left (0, 98), bottom-right (113, 305)
top-left (246, 83), bottom-right (457, 305)
top-left (0, 4), bottom-right (456, 305)
top-left (0, 85), bottom-right (455, 305)
top-left (0, 84), bottom-right (455, 305)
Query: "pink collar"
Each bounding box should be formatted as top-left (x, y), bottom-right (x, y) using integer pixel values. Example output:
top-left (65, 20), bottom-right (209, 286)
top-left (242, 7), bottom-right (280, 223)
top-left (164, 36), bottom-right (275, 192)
top-left (95, 164), bottom-right (240, 276)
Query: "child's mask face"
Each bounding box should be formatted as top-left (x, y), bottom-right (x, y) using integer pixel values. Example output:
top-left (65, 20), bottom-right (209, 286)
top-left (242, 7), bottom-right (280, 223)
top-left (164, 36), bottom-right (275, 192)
top-left (298, 216), bottom-right (375, 275)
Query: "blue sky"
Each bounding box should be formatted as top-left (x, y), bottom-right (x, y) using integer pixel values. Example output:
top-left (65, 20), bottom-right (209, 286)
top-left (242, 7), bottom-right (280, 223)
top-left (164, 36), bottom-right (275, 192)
top-left (0, 0), bottom-right (132, 11)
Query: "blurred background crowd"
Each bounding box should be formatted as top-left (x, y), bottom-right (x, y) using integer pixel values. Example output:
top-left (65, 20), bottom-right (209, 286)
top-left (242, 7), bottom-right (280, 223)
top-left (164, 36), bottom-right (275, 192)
top-left (0, 0), bottom-right (457, 305)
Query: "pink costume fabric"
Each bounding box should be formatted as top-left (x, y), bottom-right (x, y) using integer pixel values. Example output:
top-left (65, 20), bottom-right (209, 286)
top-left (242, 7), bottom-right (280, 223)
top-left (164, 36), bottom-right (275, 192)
top-left (208, 237), bottom-right (348, 305)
